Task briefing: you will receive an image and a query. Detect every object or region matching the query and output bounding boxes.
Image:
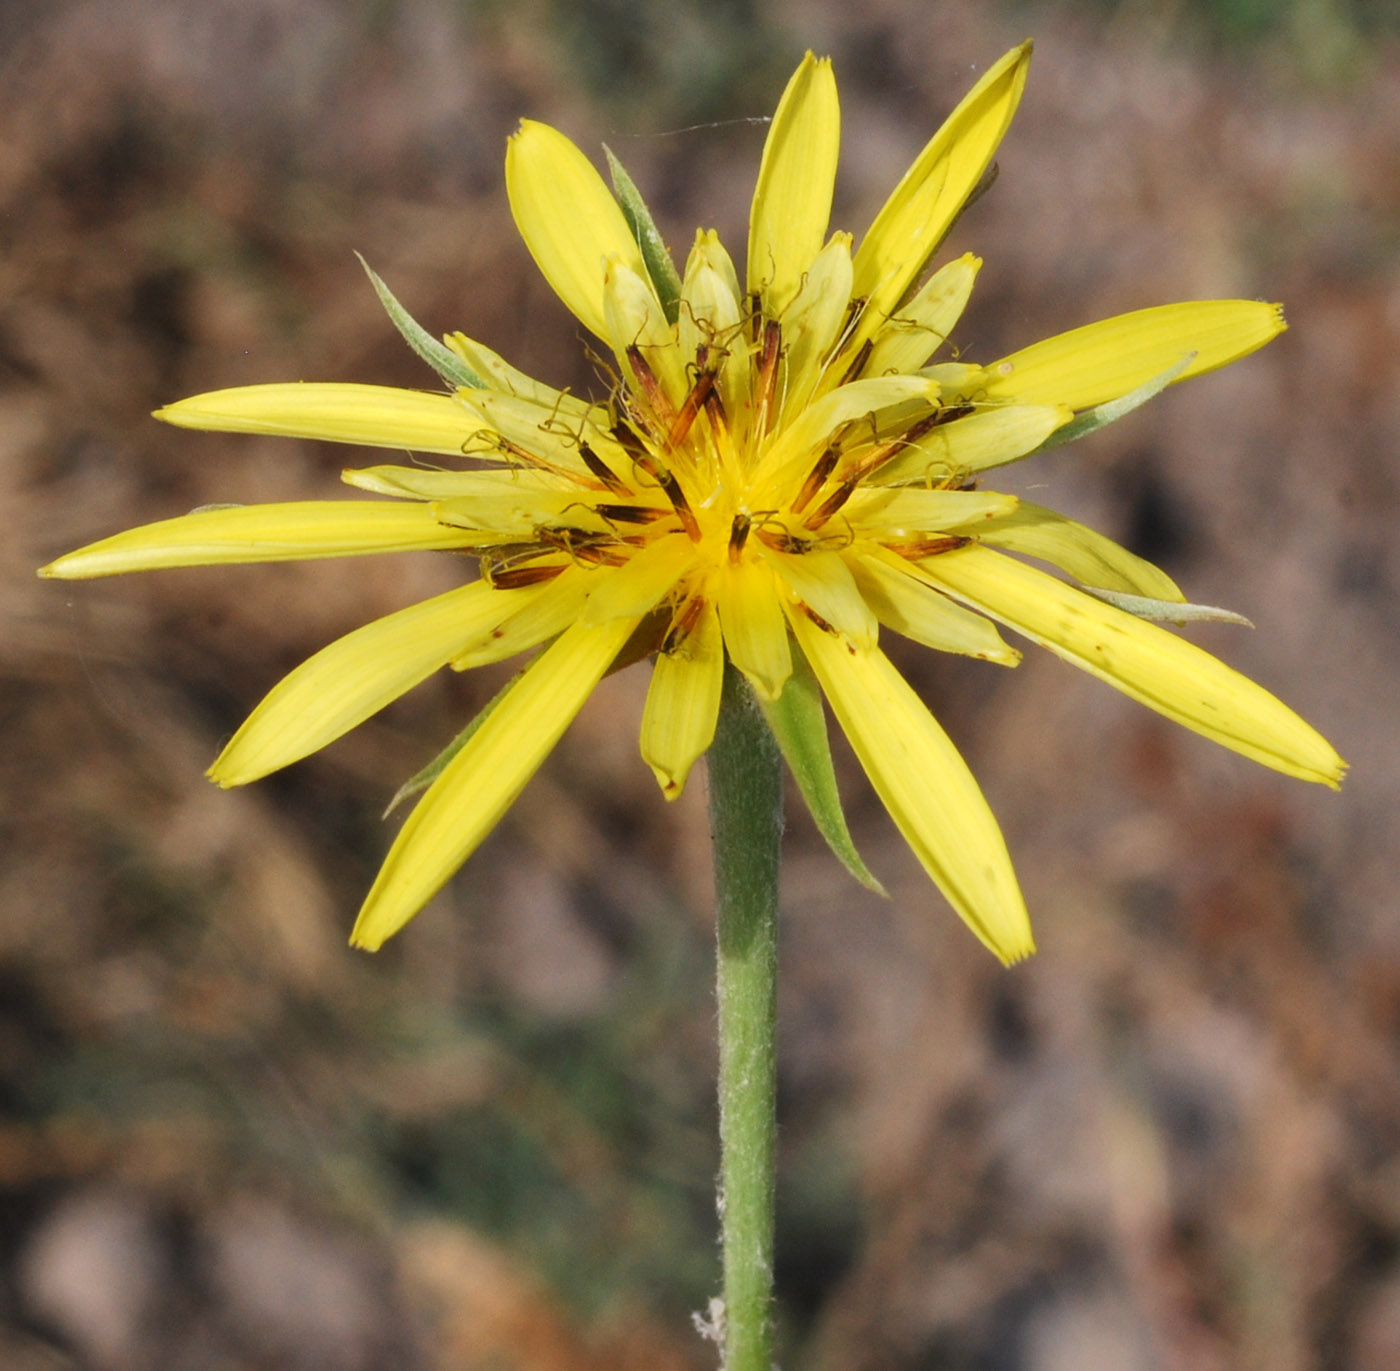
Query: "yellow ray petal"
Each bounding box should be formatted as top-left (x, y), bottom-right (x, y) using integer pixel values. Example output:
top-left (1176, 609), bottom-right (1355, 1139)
top-left (763, 547), bottom-right (877, 650)
top-left (755, 375), bottom-right (939, 489)
top-left (341, 465), bottom-right (561, 502)
top-left (982, 301), bottom-right (1286, 411)
top-left (748, 52), bottom-right (840, 316)
top-left (851, 546), bottom-right (1020, 665)
top-left (39, 502), bottom-right (470, 579)
top-left (432, 488), bottom-right (613, 541)
top-left (506, 119), bottom-right (648, 342)
top-left (778, 232), bottom-right (854, 420)
top-left (790, 610), bottom-right (1033, 964)
top-left (450, 571), bottom-right (593, 670)
top-left (156, 384), bottom-right (483, 456)
top-left (212, 581), bottom-right (506, 786)
top-left (455, 388), bottom-right (610, 481)
top-left (678, 237), bottom-right (749, 436)
top-left (350, 615), bottom-right (639, 950)
top-left (861, 253), bottom-right (981, 380)
top-left (922, 544), bottom-right (1346, 786)
top-left (849, 43), bottom-right (1031, 354)
top-left (847, 486), bottom-right (1018, 535)
top-left (640, 595), bottom-right (724, 798)
top-left (604, 255), bottom-right (689, 411)
top-left (978, 501), bottom-right (1184, 600)
top-left (581, 534), bottom-right (696, 626)
top-left (444, 332), bottom-right (603, 422)
top-left (717, 555), bottom-right (791, 701)
top-left (869, 402), bottom-right (1071, 485)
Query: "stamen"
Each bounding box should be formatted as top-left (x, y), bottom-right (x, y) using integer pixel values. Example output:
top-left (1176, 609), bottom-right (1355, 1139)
top-left (627, 345), bottom-right (678, 431)
top-left (667, 367), bottom-right (717, 449)
top-left (651, 465), bottom-right (700, 540)
top-left (494, 435), bottom-right (610, 490)
top-left (629, 447), bottom-right (701, 541)
top-left (830, 409), bottom-right (947, 490)
top-left (703, 386), bottom-right (730, 445)
top-left (610, 420), bottom-right (652, 463)
top-left (570, 545), bottom-right (631, 568)
top-left (728, 513), bottom-right (751, 563)
top-left (485, 562), bottom-right (566, 590)
top-left (885, 535), bottom-right (971, 560)
top-left (595, 503), bottom-right (671, 524)
top-left (579, 442), bottom-right (631, 495)
top-left (753, 319), bottom-right (783, 439)
top-left (662, 595), bottom-right (706, 653)
top-left (803, 473), bottom-right (861, 529)
top-left (837, 336), bottom-right (873, 388)
top-left (792, 440), bottom-right (843, 514)
top-left (754, 526), bottom-right (812, 555)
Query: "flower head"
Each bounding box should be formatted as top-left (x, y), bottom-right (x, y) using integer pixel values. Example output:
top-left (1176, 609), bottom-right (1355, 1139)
top-left (40, 43), bottom-right (1344, 962)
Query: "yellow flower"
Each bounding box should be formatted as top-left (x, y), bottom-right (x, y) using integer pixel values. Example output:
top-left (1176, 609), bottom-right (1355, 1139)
top-left (39, 43), bottom-right (1344, 963)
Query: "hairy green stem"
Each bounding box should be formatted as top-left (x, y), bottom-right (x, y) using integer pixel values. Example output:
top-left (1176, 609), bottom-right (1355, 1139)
top-left (707, 662), bottom-right (782, 1371)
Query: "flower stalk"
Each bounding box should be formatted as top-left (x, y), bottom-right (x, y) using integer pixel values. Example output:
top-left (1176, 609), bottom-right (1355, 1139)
top-left (708, 662), bottom-right (782, 1371)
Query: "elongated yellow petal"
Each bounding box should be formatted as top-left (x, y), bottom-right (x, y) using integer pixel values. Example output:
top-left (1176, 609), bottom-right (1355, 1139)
top-left (444, 332), bottom-right (602, 422)
top-left (849, 43), bottom-right (1031, 351)
top-left (848, 486), bottom-right (1018, 534)
top-left (212, 582), bottom-right (506, 786)
top-left (640, 596), bottom-right (724, 797)
top-left (790, 610), bottom-right (1033, 964)
top-left (678, 241), bottom-right (749, 434)
top-left (342, 465), bottom-right (560, 502)
top-left (39, 502), bottom-right (469, 579)
top-left (851, 547), bottom-right (1020, 664)
top-left (351, 615), bottom-right (639, 950)
top-left (922, 544), bottom-right (1346, 785)
top-left (506, 120), bottom-right (648, 342)
top-left (983, 301), bottom-right (1286, 410)
top-left (764, 547), bottom-right (877, 649)
top-left (778, 233), bottom-right (854, 420)
top-left (717, 555), bottom-right (791, 700)
top-left (862, 253), bottom-right (981, 380)
top-left (581, 535), bottom-right (698, 625)
top-left (450, 571), bottom-right (592, 670)
top-left (870, 402), bottom-right (1071, 485)
top-left (156, 384), bottom-right (483, 456)
top-left (432, 488), bottom-right (611, 541)
top-left (755, 375), bottom-right (939, 488)
top-left (455, 388), bottom-right (608, 481)
top-left (604, 255), bottom-right (689, 411)
top-left (748, 52), bottom-right (840, 315)
top-left (978, 501), bottom-right (1184, 600)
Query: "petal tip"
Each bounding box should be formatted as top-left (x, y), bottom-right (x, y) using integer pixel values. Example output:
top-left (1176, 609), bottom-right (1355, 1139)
top-left (999, 936), bottom-right (1037, 968)
top-left (205, 761), bottom-right (240, 790)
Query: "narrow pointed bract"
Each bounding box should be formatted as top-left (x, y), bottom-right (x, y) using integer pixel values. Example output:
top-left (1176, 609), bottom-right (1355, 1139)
top-left (40, 45), bottom-right (1344, 958)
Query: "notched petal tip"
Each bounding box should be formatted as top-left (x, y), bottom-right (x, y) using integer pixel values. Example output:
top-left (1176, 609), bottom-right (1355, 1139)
top-left (999, 933), bottom-right (1037, 969)
top-left (348, 925), bottom-right (386, 953)
top-left (205, 760), bottom-right (240, 790)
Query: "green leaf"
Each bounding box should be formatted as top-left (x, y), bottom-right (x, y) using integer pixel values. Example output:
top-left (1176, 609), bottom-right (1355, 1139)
top-left (760, 643), bottom-right (885, 894)
top-left (1079, 586), bottom-right (1254, 627)
top-left (604, 146), bottom-right (682, 326)
top-left (1022, 352), bottom-right (1195, 458)
top-left (357, 253), bottom-right (487, 389)
top-left (383, 666), bottom-right (524, 816)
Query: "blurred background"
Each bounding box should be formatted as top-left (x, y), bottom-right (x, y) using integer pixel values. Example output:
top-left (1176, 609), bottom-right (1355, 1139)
top-left (4, 0), bottom-right (1400, 1367)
